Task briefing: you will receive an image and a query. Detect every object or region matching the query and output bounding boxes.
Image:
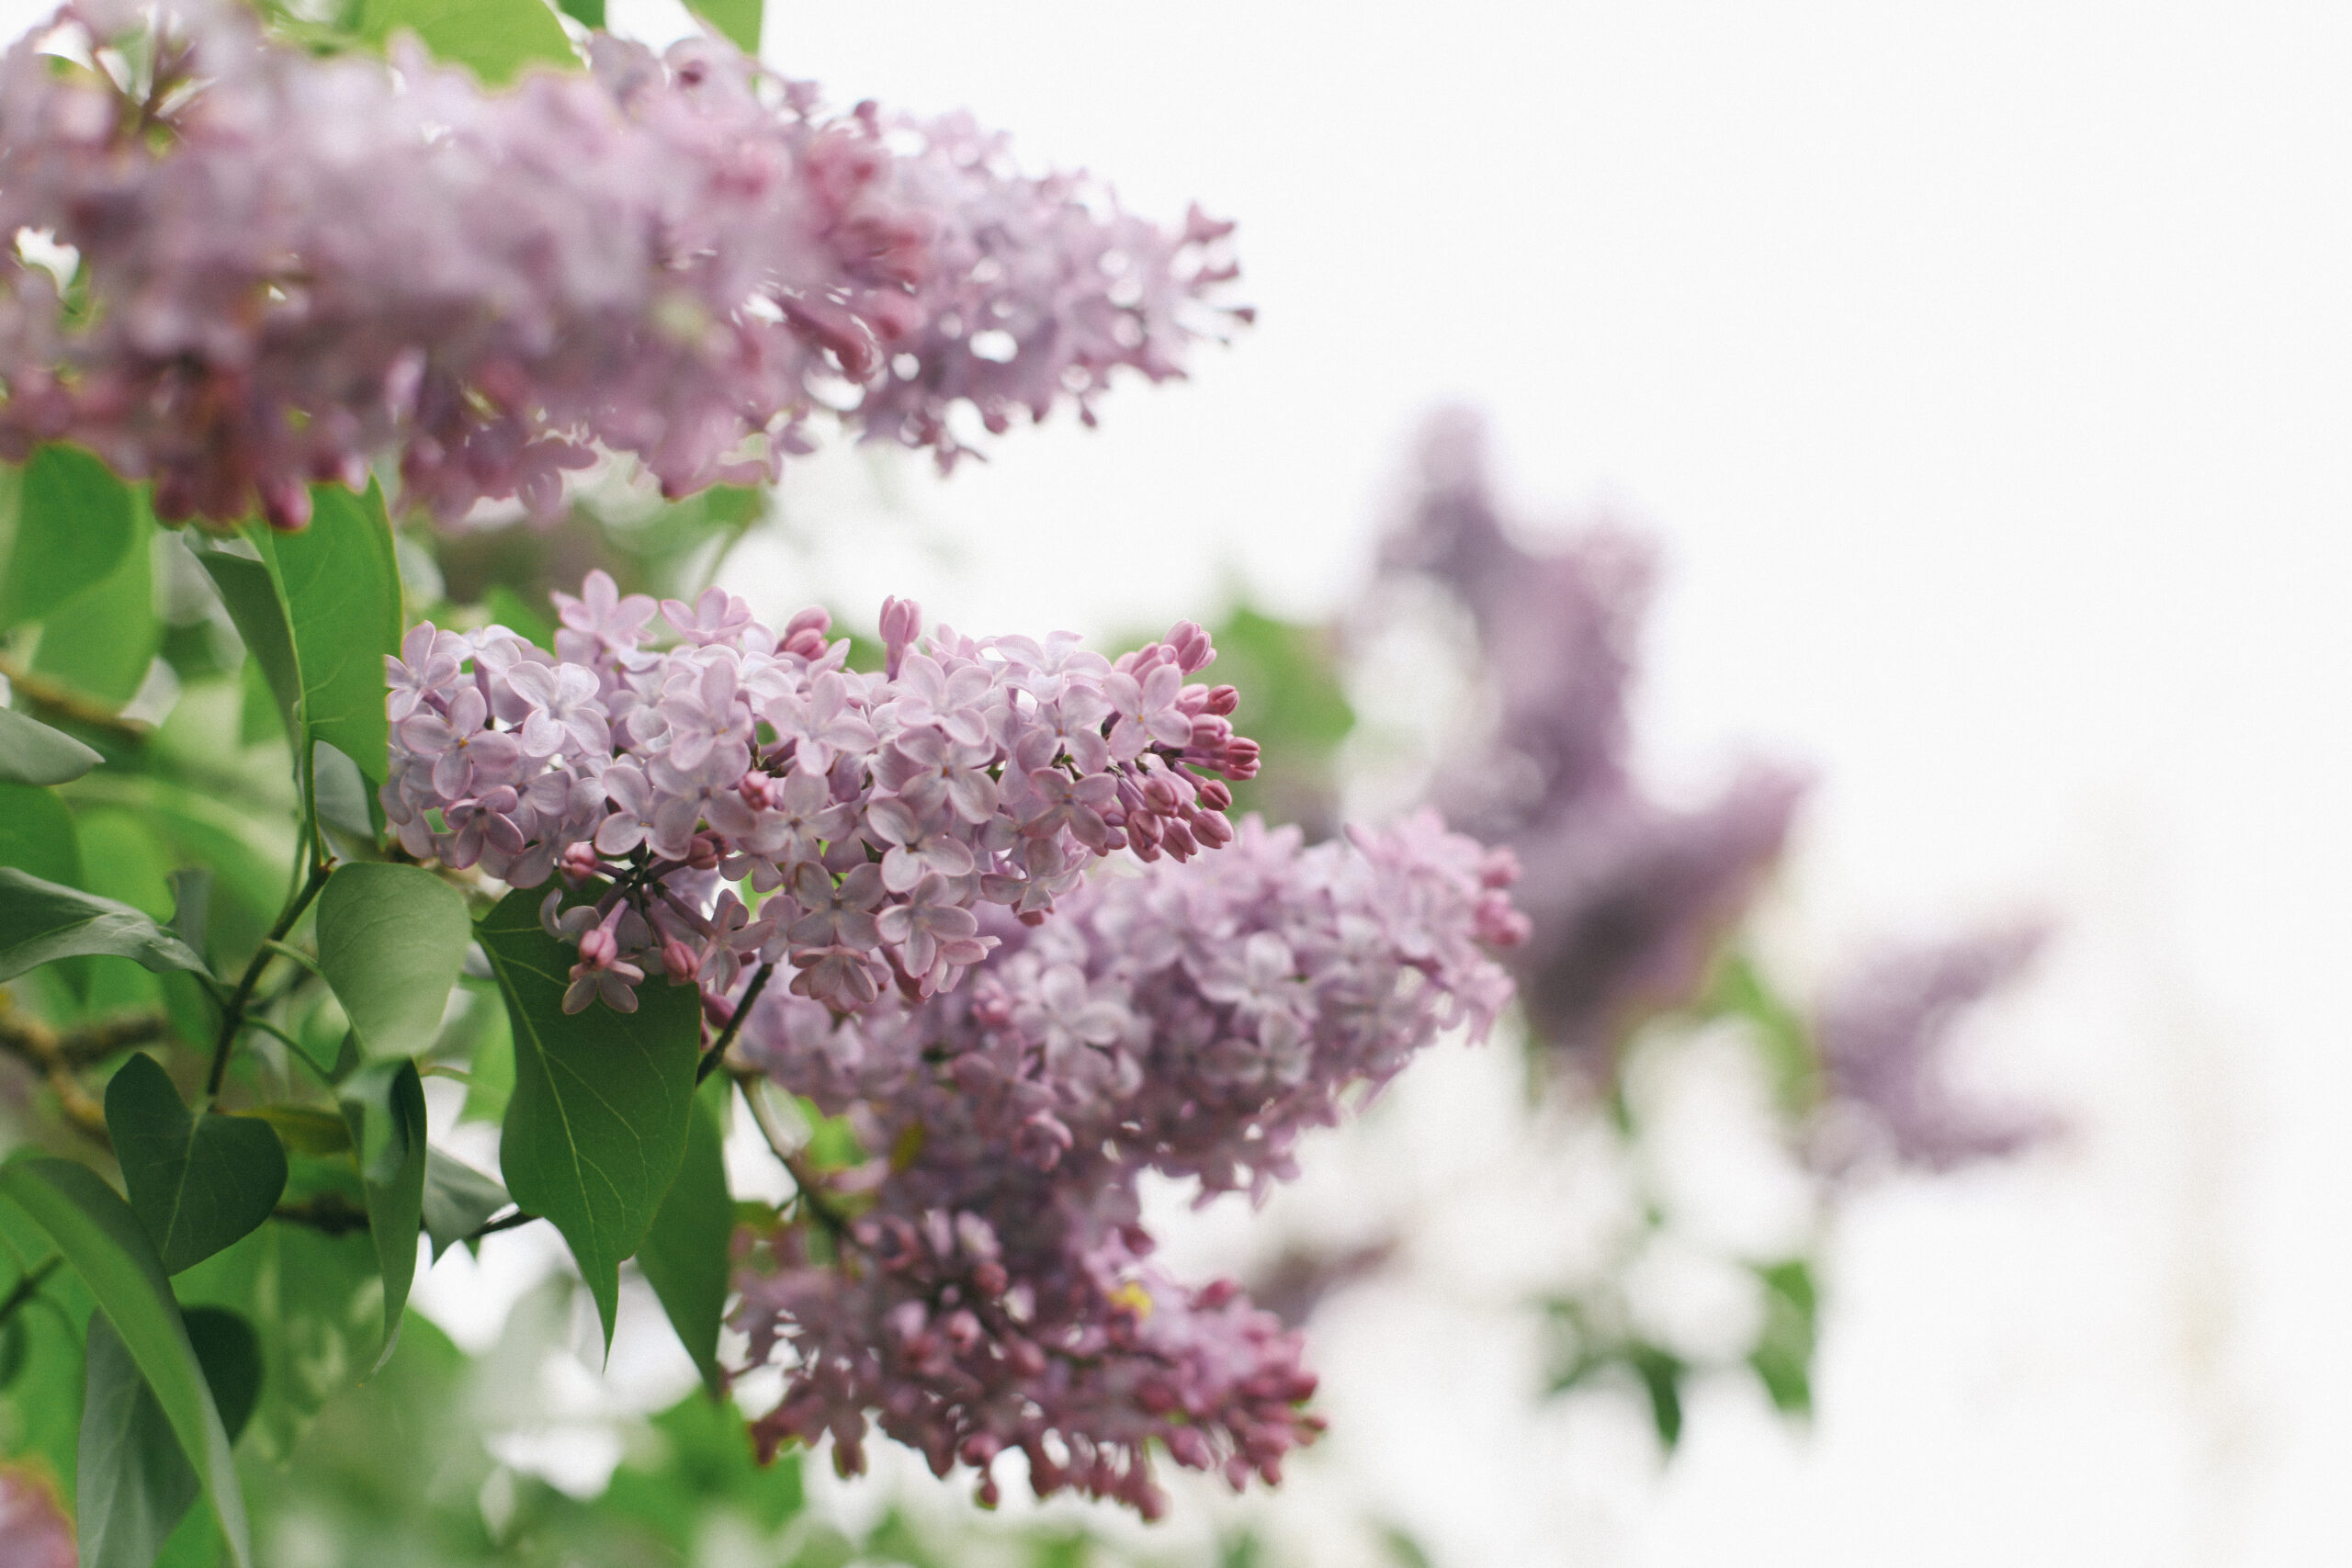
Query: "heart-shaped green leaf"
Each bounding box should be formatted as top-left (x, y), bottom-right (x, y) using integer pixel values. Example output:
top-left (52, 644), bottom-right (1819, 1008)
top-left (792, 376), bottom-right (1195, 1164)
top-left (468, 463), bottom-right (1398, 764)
top-left (477, 888), bottom-right (699, 1350)
top-left (0, 867), bottom-right (210, 986)
top-left (338, 1058), bottom-right (427, 1368)
top-left (316, 863), bottom-right (469, 1060)
top-left (0, 705), bottom-right (104, 784)
top-left (106, 1053), bottom-right (288, 1275)
top-left (0, 1156), bottom-right (251, 1568)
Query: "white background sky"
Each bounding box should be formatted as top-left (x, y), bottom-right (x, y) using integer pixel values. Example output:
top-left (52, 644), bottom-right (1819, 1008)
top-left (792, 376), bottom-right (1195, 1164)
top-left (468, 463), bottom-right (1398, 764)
top-left (706, 5), bottom-right (2352, 1562)
top-left (8, 1), bottom-right (2347, 1561)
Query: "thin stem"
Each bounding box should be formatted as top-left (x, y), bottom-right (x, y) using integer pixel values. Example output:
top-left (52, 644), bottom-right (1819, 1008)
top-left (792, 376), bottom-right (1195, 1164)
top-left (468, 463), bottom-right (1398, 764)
top-left (468, 1209), bottom-right (542, 1241)
top-left (696, 962), bottom-right (774, 1086)
top-left (730, 1067), bottom-right (854, 1240)
top-left (207, 862), bottom-right (331, 1101)
top-left (0, 1257), bottom-right (61, 1330)
top-left (270, 1194), bottom-right (372, 1236)
top-left (260, 939), bottom-right (323, 976)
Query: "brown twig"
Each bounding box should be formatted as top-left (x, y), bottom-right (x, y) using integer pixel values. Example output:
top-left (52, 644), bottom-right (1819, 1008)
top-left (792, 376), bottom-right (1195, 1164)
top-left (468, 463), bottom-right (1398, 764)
top-left (0, 1008), bottom-right (118, 1146)
top-left (0, 657), bottom-right (148, 739)
top-left (53, 1010), bottom-right (171, 1068)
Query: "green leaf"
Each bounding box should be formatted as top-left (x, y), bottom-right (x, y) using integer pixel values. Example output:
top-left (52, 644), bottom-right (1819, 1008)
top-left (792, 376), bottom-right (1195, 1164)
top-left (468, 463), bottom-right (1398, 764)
top-left (167, 1200), bottom-right (378, 1464)
top-left (262, 486), bottom-right (401, 788)
top-left (0, 444), bottom-right (139, 628)
top-left (164, 869), bottom-right (211, 964)
top-left (0, 1157), bottom-right (250, 1568)
top-left (0, 782), bottom-right (88, 1002)
top-left (1707, 953), bottom-right (1819, 1116)
top-left (32, 503), bottom-right (158, 707)
top-left (311, 740), bottom-right (376, 842)
top-left (477, 888), bottom-right (699, 1349)
top-left (366, 0), bottom-right (577, 84)
top-left (180, 1307), bottom-right (262, 1444)
top-left (336, 1059), bottom-right (427, 1368)
top-left (691, 0), bottom-right (761, 53)
top-left (636, 1073), bottom-right (732, 1393)
top-left (1747, 1258), bottom-right (1818, 1420)
top-left (315, 863), bottom-right (469, 1060)
top-left (0, 868), bottom-right (210, 985)
top-left (0, 705), bottom-right (104, 784)
top-left (193, 547), bottom-right (300, 750)
top-left (75, 1305), bottom-right (260, 1568)
top-left (0, 782), bottom-right (82, 892)
top-left (555, 0), bottom-right (602, 26)
top-left (456, 984), bottom-right (514, 1124)
top-left (0, 1199), bottom-right (94, 1495)
top-left (78, 1310), bottom-right (202, 1568)
top-left (106, 1054), bottom-right (288, 1275)
top-left (1627, 1342), bottom-right (1687, 1450)
top-left (420, 1149), bottom-right (508, 1260)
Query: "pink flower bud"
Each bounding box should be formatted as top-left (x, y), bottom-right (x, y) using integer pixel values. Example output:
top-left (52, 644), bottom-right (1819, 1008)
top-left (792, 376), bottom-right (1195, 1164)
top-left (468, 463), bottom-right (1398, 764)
top-left (1165, 620), bottom-right (1214, 673)
top-left (878, 595), bottom-right (922, 679)
top-left (579, 924), bottom-right (619, 970)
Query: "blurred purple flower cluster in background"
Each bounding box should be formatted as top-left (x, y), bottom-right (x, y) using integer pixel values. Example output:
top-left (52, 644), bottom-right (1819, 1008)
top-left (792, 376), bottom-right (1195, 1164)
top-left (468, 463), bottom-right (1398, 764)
top-left (1380, 410), bottom-right (1805, 1071)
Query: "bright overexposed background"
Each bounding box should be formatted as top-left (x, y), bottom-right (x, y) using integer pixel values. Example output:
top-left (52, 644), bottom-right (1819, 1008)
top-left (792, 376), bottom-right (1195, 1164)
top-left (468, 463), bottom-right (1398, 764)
top-left (706, 5), bottom-right (2349, 1564)
top-left (10, 1), bottom-right (2346, 1562)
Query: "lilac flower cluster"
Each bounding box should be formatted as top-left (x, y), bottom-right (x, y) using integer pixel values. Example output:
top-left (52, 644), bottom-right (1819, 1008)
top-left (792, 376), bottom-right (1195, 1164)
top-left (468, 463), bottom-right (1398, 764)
top-left (1379, 411), bottom-right (1804, 1066)
top-left (382, 570), bottom-right (1260, 1014)
top-left (0, 0), bottom-right (1243, 529)
top-left (0, 1467), bottom-right (74, 1568)
top-left (730, 812), bottom-right (1522, 1515)
top-left (1812, 925), bottom-right (2061, 1175)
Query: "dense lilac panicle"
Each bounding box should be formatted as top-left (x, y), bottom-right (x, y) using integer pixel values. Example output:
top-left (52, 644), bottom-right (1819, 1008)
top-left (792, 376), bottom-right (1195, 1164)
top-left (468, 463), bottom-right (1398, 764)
top-left (1812, 926), bottom-right (2061, 1175)
top-left (731, 811), bottom-right (1521, 1513)
top-left (0, 0), bottom-right (1242, 529)
top-left (1381, 411), bottom-right (1804, 1064)
top-left (381, 570), bottom-right (1259, 1014)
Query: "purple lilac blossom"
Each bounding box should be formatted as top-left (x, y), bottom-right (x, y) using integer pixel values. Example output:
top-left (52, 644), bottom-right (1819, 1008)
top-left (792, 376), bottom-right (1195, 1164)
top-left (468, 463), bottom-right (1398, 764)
top-left (1811, 925), bottom-right (2061, 1175)
top-left (730, 811), bottom-right (1523, 1515)
top-left (382, 570), bottom-right (1261, 1016)
top-left (0, 1466), bottom-right (74, 1568)
top-left (0, 0), bottom-right (1244, 529)
top-left (1381, 411), bottom-right (1805, 1066)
